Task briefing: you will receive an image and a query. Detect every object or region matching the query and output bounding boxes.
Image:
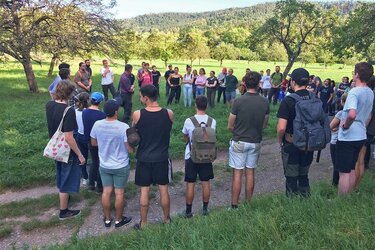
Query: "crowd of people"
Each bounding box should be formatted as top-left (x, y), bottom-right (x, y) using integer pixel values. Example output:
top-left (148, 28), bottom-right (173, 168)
top-left (45, 59), bottom-right (375, 230)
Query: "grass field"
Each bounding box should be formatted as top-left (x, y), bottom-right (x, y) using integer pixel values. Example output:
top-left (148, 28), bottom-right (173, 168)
top-left (0, 58), bottom-right (353, 190)
top-left (56, 172), bottom-right (375, 249)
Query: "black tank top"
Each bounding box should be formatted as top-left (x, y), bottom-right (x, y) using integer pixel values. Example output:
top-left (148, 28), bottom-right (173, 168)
top-left (170, 77), bottom-right (180, 86)
top-left (135, 108), bottom-right (172, 162)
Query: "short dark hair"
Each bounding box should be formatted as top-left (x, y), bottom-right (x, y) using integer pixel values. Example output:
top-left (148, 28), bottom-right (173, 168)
top-left (140, 85), bottom-right (158, 102)
top-left (85, 59), bottom-right (90, 63)
top-left (79, 62), bottom-right (84, 67)
top-left (210, 70), bottom-right (215, 75)
top-left (199, 68), bottom-right (206, 75)
top-left (244, 71), bottom-right (261, 89)
top-left (55, 80), bottom-right (75, 101)
top-left (125, 64), bottom-right (133, 72)
top-left (59, 68), bottom-right (70, 80)
top-left (355, 62), bottom-right (374, 84)
top-left (195, 95), bottom-right (208, 111)
top-left (58, 63), bottom-right (70, 70)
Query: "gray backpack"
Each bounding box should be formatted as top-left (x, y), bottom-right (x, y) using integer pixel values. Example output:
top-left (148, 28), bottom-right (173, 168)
top-left (289, 92), bottom-right (331, 151)
top-left (189, 116), bottom-right (217, 163)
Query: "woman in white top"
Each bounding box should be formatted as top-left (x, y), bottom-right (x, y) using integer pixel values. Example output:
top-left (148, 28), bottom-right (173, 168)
top-left (183, 65), bottom-right (194, 107)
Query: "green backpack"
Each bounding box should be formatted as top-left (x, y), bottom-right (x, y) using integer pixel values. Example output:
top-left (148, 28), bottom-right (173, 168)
top-left (189, 116), bottom-right (217, 164)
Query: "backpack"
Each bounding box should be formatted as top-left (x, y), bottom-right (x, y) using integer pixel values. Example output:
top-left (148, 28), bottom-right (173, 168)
top-left (289, 92), bottom-right (331, 151)
top-left (189, 116), bottom-right (217, 164)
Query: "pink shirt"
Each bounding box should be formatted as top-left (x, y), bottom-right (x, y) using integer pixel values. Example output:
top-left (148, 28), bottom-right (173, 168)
top-left (141, 71), bottom-right (153, 87)
top-left (195, 75), bottom-right (207, 88)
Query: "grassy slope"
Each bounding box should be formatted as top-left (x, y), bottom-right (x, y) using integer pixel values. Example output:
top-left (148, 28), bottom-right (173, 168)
top-left (58, 172), bottom-right (375, 249)
top-left (0, 59), bottom-right (353, 189)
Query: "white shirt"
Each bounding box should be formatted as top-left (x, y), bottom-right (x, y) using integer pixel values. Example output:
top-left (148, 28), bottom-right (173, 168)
top-left (101, 67), bottom-right (114, 86)
top-left (182, 114), bottom-right (217, 160)
top-left (75, 109), bottom-right (85, 135)
top-left (261, 75), bottom-right (272, 89)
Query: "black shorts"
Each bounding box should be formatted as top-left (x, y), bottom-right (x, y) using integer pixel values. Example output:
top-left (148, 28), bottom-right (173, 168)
top-left (336, 140), bottom-right (366, 173)
top-left (184, 158), bottom-right (214, 183)
top-left (135, 160), bottom-right (171, 186)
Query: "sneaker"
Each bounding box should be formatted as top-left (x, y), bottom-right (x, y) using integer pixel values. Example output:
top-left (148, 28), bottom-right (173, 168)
top-left (82, 179), bottom-right (88, 186)
top-left (115, 216), bottom-right (132, 228)
top-left (59, 209), bottom-right (81, 220)
top-left (103, 218), bottom-right (112, 228)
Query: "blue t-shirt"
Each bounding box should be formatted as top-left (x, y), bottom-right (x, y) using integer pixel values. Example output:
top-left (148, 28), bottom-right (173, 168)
top-left (48, 75), bottom-right (62, 94)
top-left (90, 120), bottom-right (130, 169)
top-left (82, 109), bottom-right (106, 142)
top-left (338, 86), bottom-right (374, 141)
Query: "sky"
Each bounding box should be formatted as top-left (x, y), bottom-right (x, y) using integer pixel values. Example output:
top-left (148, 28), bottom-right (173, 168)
top-left (114, 0), bottom-right (276, 19)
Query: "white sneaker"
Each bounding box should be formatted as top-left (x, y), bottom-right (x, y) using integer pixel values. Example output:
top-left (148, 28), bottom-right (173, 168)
top-left (82, 179), bottom-right (88, 186)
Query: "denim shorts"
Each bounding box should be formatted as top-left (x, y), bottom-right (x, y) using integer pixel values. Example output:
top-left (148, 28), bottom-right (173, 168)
top-left (55, 153), bottom-right (81, 193)
top-left (229, 140), bottom-right (261, 169)
top-left (225, 91), bottom-right (236, 102)
top-left (99, 166), bottom-right (130, 189)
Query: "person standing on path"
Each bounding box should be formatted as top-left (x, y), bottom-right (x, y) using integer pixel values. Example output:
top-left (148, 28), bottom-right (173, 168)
top-left (90, 100), bottom-right (133, 228)
top-left (182, 95), bottom-right (216, 217)
top-left (119, 64), bottom-right (135, 124)
top-left (217, 67), bottom-right (227, 104)
top-left (100, 59), bottom-right (116, 101)
top-left (46, 80), bottom-right (86, 220)
top-left (225, 68), bottom-right (238, 108)
top-left (228, 71), bottom-right (269, 208)
top-left (132, 85), bottom-right (174, 229)
top-left (268, 66), bottom-right (283, 105)
top-left (206, 71), bottom-right (218, 108)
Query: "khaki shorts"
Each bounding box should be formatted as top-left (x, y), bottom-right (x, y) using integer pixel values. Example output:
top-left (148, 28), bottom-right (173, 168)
top-left (229, 140), bottom-right (261, 169)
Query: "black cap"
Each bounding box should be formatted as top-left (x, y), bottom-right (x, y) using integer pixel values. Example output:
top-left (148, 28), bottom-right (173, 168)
top-left (103, 99), bottom-right (120, 117)
top-left (288, 68), bottom-right (310, 84)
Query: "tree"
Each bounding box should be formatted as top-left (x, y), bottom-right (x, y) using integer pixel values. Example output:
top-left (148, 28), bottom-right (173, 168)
top-left (211, 43), bottom-right (239, 66)
top-left (240, 48), bottom-right (260, 63)
top-left (157, 32), bottom-right (178, 67)
top-left (252, 0), bottom-right (334, 76)
top-left (112, 29), bottom-right (141, 65)
top-left (178, 29), bottom-right (209, 66)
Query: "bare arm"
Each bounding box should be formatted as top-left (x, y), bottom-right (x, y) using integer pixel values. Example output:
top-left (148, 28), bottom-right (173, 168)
top-left (263, 114), bottom-right (269, 129)
top-left (167, 109), bottom-right (174, 123)
top-left (126, 142), bottom-right (134, 153)
top-left (90, 137), bottom-right (98, 147)
top-left (228, 113), bottom-right (236, 132)
top-left (343, 109), bottom-right (356, 129)
top-left (132, 110), bottom-right (140, 127)
top-left (277, 118), bottom-right (287, 145)
top-left (330, 117), bottom-right (340, 132)
top-left (65, 131), bottom-right (85, 165)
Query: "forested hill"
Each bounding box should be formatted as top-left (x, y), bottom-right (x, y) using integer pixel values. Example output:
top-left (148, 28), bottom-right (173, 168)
top-left (121, 3), bottom-right (275, 31)
top-left (120, 1), bottom-right (357, 31)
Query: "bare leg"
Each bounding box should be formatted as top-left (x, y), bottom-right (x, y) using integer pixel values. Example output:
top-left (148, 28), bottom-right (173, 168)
top-left (201, 181), bottom-right (210, 203)
top-left (186, 182), bottom-right (195, 205)
top-left (354, 146), bottom-right (366, 189)
top-left (59, 192), bottom-right (69, 210)
top-left (245, 168), bottom-right (255, 201)
top-left (231, 169), bottom-right (243, 206)
top-left (349, 170), bottom-right (357, 193)
top-left (158, 185), bottom-right (171, 222)
top-left (139, 186), bottom-right (150, 226)
top-left (338, 172), bottom-right (351, 195)
top-left (114, 188), bottom-right (125, 221)
top-left (102, 187), bottom-right (113, 220)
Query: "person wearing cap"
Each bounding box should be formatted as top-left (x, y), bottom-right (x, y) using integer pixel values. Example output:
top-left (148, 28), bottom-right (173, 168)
top-left (90, 99), bottom-right (133, 228)
top-left (217, 67), bottom-right (227, 104)
top-left (119, 64), bottom-right (134, 124)
top-left (82, 92), bottom-right (106, 193)
top-left (164, 64), bottom-right (174, 97)
top-left (277, 68), bottom-right (313, 197)
top-left (48, 63), bottom-right (70, 99)
top-left (132, 85), bottom-right (174, 229)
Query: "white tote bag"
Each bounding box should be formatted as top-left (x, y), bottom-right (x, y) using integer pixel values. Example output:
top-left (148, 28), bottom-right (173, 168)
top-left (43, 106), bottom-right (71, 163)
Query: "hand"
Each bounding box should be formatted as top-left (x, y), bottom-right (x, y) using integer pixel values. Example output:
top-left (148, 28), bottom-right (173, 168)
top-left (78, 155), bottom-right (86, 165)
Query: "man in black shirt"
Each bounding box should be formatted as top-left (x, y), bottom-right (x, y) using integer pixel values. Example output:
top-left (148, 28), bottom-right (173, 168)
top-left (85, 59), bottom-right (92, 78)
top-left (164, 64), bottom-right (174, 97)
top-left (277, 68), bottom-right (313, 197)
top-left (152, 65), bottom-right (161, 96)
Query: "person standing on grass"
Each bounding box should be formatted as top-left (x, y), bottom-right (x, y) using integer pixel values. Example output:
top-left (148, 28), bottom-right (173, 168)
top-left (268, 66), bottom-right (283, 105)
top-left (164, 64), bottom-right (174, 97)
top-left (85, 59), bottom-right (92, 78)
top-left (182, 95), bottom-right (216, 217)
top-left (49, 63), bottom-right (70, 99)
top-left (217, 67), bottom-right (227, 104)
top-left (119, 64), bottom-right (135, 124)
top-left (261, 69), bottom-right (272, 98)
top-left (228, 71), bottom-right (269, 208)
top-left (46, 80), bottom-right (85, 220)
top-left (140, 63), bottom-right (153, 88)
top-left (183, 65), bottom-right (194, 107)
top-left (317, 79), bottom-right (334, 114)
top-left (336, 62), bottom-right (374, 195)
top-left (82, 92), bottom-right (106, 193)
top-left (90, 99), bottom-right (133, 228)
top-left (137, 62), bottom-right (146, 88)
top-left (167, 67), bottom-right (183, 105)
top-left (132, 85), bottom-right (173, 229)
top-left (195, 68), bottom-right (207, 97)
top-left (206, 71), bottom-right (218, 108)
top-left (364, 77), bottom-right (375, 170)
top-left (151, 65), bottom-right (161, 96)
top-left (74, 62), bottom-right (92, 93)
top-left (100, 59), bottom-right (116, 101)
top-left (74, 92), bottom-right (90, 186)
top-left (225, 68), bottom-right (239, 108)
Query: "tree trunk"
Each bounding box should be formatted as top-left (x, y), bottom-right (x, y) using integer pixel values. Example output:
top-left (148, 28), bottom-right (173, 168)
top-left (164, 60), bottom-right (167, 68)
top-left (47, 55), bottom-right (58, 77)
top-left (190, 59), bottom-right (193, 67)
top-left (199, 58), bottom-right (201, 65)
top-left (22, 56), bottom-right (38, 92)
top-left (220, 59), bottom-right (223, 67)
top-left (283, 56), bottom-right (295, 78)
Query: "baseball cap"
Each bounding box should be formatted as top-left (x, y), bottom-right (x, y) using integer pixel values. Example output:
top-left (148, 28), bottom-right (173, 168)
top-left (288, 68), bottom-right (310, 84)
top-left (103, 99), bottom-right (120, 117)
top-left (90, 92), bottom-right (104, 103)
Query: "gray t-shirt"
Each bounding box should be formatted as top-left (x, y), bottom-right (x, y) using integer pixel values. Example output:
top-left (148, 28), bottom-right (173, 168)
top-left (90, 120), bottom-right (130, 169)
top-left (330, 111), bottom-right (343, 144)
top-left (338, 86), bottom-right (374, 141)
top-left (231, 92), bottom-right (270, 143)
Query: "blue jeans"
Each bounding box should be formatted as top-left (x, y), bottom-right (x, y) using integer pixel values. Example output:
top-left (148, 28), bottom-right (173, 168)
top-left (75, 133), bottom-right (88, 179)
top-left (183, 84), bottom-right (193, 107)
top-left (196, 87), bottom-right (205, 97)
top-left (55, 153), bottom-right (81, 193)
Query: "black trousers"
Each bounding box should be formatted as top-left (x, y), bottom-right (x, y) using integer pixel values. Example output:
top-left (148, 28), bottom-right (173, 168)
top-left (167, 86), bottom-right (181, 105)
top-left (88, 143), bottom-right (102, 190)
top-left (120, 93), bottom-right (133, 124)
top-left (165, 81), bottom-right (170, 96)
top-left (102, 83), bottom-right (116, 101)
top-left (217, 86), bottom-right (226, 104)
top-left (268, 87), bottom-right (280, 105)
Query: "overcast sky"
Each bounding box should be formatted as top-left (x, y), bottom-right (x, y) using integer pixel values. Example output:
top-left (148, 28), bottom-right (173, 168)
top-left (114, 0), bottom-right (276, 19)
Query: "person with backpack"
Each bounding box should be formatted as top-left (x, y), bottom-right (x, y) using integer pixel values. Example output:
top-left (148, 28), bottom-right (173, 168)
top-left (182, 95), bottom-right (216, 218)
top-left (268, 66), bottom-right (284, 105)
top-left (277, 68), bottom-right (330, 197)
top-left (228, 71), bottom-right (269, 208)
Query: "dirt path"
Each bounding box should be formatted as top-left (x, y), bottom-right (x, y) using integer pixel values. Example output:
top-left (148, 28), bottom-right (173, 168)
top-left (0, 139), bottom-right (335, 249)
